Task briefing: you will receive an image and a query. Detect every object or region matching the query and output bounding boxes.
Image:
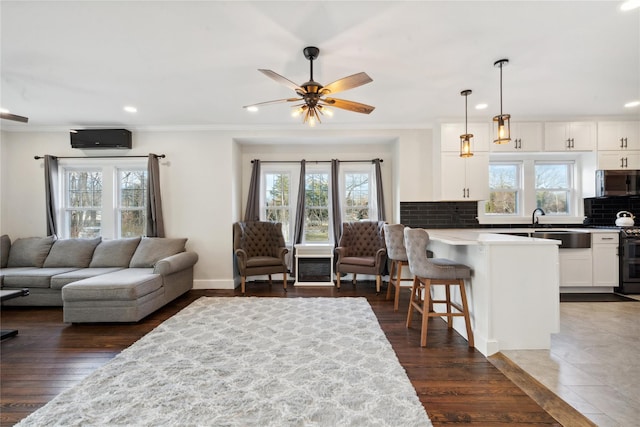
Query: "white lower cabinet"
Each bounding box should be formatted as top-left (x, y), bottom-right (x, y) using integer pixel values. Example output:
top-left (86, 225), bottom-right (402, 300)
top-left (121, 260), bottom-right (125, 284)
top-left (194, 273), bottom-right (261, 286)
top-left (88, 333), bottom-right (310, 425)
top-left (592, 233), bottom-right (619, 287)
top-left (559, 249), bottom-right (593, 287)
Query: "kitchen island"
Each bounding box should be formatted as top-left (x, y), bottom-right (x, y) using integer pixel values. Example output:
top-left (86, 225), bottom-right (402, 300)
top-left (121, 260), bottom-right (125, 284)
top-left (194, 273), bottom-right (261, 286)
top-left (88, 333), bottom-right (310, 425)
top-left (422, 229), bottom-right (561, 356)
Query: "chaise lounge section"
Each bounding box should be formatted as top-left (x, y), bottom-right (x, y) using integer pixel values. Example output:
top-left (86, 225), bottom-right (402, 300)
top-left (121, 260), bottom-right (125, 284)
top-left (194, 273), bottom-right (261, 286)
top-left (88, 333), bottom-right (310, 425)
top-left (0, 235), bottom-right (198, 322)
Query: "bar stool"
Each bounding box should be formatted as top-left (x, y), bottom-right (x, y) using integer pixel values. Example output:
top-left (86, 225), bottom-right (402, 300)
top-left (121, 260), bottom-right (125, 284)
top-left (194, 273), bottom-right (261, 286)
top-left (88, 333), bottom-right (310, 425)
top-left (383, 223), bottom-right (413, 311)
top-left (403, 227), bottom-right (474, 348)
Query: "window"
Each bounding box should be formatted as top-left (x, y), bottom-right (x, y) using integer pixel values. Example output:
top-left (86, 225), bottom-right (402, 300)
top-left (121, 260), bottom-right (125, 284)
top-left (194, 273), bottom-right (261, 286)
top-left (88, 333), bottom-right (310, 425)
top-left (263, 171), bottom-right (292, 242)
top-left (304, 171), bottom-right (330, 242)
top-left (118, 169), bottom-right (148, 237)
top-left (486, 163), bottom-right (521, 215)
top-left (343, 172), bottom-right (371, 221)
top-left (259, 162), bottom-right (378, 245)
top-left (64, 169), bottom-right (103, 238)
top-left (60, 160), bottom-right (147, 239)
top-left (535, 162), bottom-right (572, 214)
top-left (480, 157), bottom-right (578, 224)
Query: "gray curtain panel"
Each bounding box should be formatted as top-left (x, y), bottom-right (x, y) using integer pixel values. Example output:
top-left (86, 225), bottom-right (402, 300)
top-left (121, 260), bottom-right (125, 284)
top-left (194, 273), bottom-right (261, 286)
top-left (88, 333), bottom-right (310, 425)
top-left (244, 159), bottom-right (260, 221)
top-left (293, 160), bottom-right (306, 245)
top-left (44, 155), bottom-right (58, 237)
top-left (331, 159), bottom-right (342, 245)
top-left (146, 153), bottom-right (165, 237)
top-left (374, 158), bottom-right (386, 221)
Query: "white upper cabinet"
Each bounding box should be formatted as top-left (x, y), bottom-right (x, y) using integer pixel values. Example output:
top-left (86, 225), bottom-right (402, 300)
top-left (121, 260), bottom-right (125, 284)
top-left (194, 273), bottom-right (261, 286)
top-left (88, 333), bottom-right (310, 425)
top-left (597, 121), bottom-right (639, 151)
top-left (439, 152), bottom-right (489, 201)
top-left (597, 151), bottom-right (640, 169)
top-left (544, 122), bottom-right (596, 151)
top-left (490, 122), bottom-right (543, 152)
top-left (440, 123), bottom-right (490, 152)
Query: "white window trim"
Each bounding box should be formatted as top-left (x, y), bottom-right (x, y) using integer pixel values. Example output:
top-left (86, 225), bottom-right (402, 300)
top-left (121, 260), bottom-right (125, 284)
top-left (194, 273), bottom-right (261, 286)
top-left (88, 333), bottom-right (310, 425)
top-left (478, 153), bottom-right (585, 225)
top-left (340, 163), bottom-right (378, 222)
top-left (58, 158), bottom-right (146, 239)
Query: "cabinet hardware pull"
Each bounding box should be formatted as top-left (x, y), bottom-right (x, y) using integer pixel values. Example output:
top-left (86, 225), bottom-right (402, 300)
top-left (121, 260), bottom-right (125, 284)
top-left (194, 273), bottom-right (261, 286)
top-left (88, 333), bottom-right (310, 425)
top-left (621, 157), bottom-right (625, 168)
top-left (566, 138), bottom-right (571, 149)
top-left (601, 237), bottom-right (615, 240)
top-left (620, 137), bottom-right (625, 148)
top-left (624, 137), bottom-right (628, 148)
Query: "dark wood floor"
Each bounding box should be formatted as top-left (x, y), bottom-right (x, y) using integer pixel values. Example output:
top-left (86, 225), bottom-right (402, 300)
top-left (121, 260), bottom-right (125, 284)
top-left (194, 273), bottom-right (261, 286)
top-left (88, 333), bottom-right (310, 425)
top-left (1, 282), bottom-right (591, 426)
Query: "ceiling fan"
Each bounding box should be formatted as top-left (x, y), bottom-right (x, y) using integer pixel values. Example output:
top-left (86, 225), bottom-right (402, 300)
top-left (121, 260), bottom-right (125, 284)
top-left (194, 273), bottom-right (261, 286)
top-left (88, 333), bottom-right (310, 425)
top-left (243, 46), bottom-right (375, 125)
top-left (0, 111), bottom-right (29, 123)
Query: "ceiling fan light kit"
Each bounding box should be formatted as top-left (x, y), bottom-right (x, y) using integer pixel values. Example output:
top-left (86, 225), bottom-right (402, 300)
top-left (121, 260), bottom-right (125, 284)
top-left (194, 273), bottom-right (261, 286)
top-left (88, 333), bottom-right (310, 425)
top-left (460, 89), bottom-right (474, 158)
top-left (243, 46), bottom-right (375, 126)
top-left (493, 58), bottom-right (511, 144)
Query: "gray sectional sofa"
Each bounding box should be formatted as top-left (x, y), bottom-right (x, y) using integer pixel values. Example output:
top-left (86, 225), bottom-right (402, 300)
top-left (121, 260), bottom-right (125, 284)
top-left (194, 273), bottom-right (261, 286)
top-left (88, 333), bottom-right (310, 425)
top-left (0, 235), bottom-right (198, 323)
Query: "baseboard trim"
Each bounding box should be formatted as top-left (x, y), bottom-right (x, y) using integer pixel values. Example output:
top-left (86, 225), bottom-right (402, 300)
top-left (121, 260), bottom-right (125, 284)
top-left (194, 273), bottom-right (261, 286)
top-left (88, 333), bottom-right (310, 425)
top-left (192, 279), bottom-right (236, 290)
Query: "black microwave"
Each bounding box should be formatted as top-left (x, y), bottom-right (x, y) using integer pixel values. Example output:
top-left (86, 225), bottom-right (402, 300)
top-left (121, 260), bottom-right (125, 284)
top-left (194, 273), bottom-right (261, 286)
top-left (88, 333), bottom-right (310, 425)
top-left (596, 170), bottom-right (640, 196)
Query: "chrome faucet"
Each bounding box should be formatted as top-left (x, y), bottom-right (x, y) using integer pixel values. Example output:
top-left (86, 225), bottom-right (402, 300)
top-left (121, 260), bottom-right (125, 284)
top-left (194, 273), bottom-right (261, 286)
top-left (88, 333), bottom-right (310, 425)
top-left (532, 208), bottom-right (546, 225)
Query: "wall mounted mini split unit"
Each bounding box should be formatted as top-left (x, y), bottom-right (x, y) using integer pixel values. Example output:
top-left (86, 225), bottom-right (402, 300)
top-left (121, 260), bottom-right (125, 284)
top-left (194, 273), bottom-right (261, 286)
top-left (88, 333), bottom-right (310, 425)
top-left (70, 129), bottom-right (132, 149)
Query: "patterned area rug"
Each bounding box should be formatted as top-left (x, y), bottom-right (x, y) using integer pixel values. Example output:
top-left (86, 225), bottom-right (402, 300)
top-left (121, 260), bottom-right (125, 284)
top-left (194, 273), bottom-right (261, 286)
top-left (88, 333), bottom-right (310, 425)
top-left (17, 297), bottom-right (432, 426)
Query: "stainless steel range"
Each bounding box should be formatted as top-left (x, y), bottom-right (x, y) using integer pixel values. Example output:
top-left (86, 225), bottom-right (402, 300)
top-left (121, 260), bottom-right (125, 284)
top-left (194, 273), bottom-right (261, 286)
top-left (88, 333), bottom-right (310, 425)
top-left (619, 227), bottom-right (640, 294)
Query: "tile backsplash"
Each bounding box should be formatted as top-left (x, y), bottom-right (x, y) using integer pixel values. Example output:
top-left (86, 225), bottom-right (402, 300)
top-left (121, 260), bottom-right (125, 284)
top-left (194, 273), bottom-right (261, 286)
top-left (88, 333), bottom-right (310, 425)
top-left (583, 197), bottom-right (640, 227)
top-left (400, 202), bottom-right (480, 229)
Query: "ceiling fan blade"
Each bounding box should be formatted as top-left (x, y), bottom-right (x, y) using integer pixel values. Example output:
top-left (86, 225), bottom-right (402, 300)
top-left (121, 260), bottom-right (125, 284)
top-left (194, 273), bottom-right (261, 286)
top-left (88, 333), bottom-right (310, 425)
top-left (258, 69), bottom-right (305, 93)
top-left (0, 112), bottom-right (29, 123)
top-left (243, 98), bottom-right (301, 109)
top-left (321, 72), bottom-right (372, 95)
top-left (322, 98), bottom-right (375, 114)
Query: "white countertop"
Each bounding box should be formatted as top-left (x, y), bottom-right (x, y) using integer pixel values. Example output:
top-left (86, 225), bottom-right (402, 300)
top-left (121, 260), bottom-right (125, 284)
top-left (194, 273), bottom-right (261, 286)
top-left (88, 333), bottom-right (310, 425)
top-left (423, 227), bottom-right (618, 246)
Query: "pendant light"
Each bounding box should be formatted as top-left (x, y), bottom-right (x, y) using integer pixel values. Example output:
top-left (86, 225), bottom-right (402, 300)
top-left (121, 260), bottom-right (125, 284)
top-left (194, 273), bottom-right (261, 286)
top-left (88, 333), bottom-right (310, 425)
top-left (460, 90), bottom-right (473, 158)
top-left (493, 58), bottom-right (511, 144)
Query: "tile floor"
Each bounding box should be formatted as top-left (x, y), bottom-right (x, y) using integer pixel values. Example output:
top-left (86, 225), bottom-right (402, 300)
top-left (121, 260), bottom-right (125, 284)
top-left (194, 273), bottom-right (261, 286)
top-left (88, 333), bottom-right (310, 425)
top-left (502, 295), bottom-right (640, 427)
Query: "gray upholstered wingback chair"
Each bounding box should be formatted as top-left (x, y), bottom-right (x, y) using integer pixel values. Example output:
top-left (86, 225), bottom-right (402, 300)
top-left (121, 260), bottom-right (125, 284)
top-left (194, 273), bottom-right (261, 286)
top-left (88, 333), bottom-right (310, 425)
top-left (335, 221), bottom-right (387, 293)
top-left (233, 221), bottom-right (289, 294)
top-left (403, 227), bottom-right (474, 348)
top-left (383, 223), bottom-right (413, 311)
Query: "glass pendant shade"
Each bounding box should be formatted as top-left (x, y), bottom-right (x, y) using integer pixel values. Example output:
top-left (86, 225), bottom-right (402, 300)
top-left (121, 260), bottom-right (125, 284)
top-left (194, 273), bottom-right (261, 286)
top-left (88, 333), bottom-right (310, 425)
top-left (493, 113), bottom-right (511, 144)
top-left (460, 89), bottom-right (474, 157)
top-left (460, 133), bottom-right (474, 157)
top-left (493, 59), bottom-right (511, 144)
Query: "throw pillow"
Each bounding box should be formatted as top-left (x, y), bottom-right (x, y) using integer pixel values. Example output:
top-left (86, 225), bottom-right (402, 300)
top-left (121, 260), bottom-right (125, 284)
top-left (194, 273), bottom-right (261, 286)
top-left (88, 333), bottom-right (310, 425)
top-left (43, 237), bottom-right (102, 268)
top-left (6, 236), bottom-right (56, 268)
top-left (89, 237), bottom-right (142, 268)
top-left (1, 234), bottom-right (10, 268)
top-left (129, 237), bottom-right (187, 268)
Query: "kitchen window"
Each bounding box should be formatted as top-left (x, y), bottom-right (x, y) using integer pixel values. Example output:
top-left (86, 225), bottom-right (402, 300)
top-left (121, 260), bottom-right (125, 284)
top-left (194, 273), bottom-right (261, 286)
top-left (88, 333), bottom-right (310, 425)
top-left (479, 157), bottom-right (580, 224)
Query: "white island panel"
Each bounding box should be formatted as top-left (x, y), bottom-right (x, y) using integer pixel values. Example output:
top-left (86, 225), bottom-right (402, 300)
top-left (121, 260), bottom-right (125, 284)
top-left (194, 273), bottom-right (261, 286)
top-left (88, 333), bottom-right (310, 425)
top-left (425, 229), bottom-right (560, 356)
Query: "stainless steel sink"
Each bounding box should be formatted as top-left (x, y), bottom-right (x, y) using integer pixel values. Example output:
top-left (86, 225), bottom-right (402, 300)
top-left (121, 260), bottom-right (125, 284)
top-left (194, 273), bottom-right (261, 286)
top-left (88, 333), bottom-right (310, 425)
top-left (531, 231), bottom-right (591, 248)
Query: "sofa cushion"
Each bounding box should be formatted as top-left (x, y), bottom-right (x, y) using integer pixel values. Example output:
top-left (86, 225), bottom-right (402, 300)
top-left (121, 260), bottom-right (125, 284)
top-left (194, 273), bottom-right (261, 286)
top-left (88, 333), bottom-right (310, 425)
top-left (62, 269), bottom-right (162, 301)
top-left (7, 236), bottom-right (56, 268)
top-left (50, 267), bottom-right (124, 290)
top-left (2, 267), bottom-right (80, 288)
top-left (43, 237), bottom-right (102, 268)
top-left (1, 235), bottom-right (10, 268)
top-left (90, 237), bottom-right (141, 268)
top-left (129, 238), bottom-right (187, 268)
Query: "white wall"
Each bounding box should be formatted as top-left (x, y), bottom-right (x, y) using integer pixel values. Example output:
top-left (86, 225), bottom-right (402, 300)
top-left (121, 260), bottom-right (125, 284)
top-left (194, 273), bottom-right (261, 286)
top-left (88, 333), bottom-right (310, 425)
top-left (0, 127), bottom-right (435, 289)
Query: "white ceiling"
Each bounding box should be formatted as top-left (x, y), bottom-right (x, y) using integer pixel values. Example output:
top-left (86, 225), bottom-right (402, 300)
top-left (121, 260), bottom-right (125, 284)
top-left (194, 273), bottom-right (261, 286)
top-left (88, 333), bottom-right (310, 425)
top-left (1, 1), bottom-right (639, 131)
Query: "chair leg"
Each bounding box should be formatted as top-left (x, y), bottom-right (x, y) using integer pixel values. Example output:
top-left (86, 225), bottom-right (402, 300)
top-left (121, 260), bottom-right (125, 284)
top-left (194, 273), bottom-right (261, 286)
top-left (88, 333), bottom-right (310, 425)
top-left (375, 275), bottom-right (381, 294)
top-left (420, 279), bottom-right (432, 347)
top-left (336, 272), bottom-right (341, 289)
top-left (393, 262), bottom-right (403, 312)
top-left (352, 273), bottom-right (357, 286)
top-left (386, 260), bottom-right (396, 301)
top-left (406, 276), bottom-right (420, 328)
top-left (268, 274), bottom-right (273, 286)
top-left (283, 271), bottom-right (287, 292)
top-left (458, 279), bottom-right (474, 348)
top-left (241, 277), bottom-right (246, 295)
top-left (445, 284), bottom-right (453, 329)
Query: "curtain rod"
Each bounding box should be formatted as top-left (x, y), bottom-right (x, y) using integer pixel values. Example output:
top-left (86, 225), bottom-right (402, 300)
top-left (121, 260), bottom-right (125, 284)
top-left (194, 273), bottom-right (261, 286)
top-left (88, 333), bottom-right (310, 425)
top-left (251, 158), bottom-right (382, 164)
top-left (34, 154), bottom-right (166, 160)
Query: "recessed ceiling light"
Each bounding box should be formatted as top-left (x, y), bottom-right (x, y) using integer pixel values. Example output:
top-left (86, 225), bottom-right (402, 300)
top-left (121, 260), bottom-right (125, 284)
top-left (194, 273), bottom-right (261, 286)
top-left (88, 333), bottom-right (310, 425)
top-left (475, 103), bottom-right (488, 110)
top-left (624, 100), bottom-right (640, 108)
top-left (246, 106), bottom-right (259, 113)
top-left (621, 0), bottom-right (640, 11)
top-left (123, 106), bottom-right (137, 113)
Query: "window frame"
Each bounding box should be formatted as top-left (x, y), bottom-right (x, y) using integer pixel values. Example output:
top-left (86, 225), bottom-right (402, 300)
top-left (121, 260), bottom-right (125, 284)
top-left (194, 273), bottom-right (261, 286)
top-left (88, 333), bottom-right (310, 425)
top-left (485, 161), bottom-right (523, 217)
top-left (58, 158), bottom-right (147, 239)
